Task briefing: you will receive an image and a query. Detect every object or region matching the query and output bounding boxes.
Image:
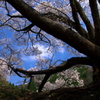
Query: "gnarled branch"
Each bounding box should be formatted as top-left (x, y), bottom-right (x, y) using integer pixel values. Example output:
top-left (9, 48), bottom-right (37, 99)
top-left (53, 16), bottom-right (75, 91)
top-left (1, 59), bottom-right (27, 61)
top-left (75, 0), bottom-right (95, 41)
top-left (7, 57), bottom-right (93, 91)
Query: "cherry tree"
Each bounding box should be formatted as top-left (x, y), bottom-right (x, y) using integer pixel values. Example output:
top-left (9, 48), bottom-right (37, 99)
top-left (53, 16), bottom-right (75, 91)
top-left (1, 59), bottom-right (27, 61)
top-left (21, 67), bottom-right (84, 91)
top-left (0, 0), bottom-right (100, 92)
top-left (0, 58), bottom-right (10, 81)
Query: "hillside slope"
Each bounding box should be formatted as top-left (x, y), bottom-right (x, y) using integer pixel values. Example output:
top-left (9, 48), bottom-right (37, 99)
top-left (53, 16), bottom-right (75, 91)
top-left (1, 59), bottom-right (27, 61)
top-left (0, 84), bottom-right (100, 100)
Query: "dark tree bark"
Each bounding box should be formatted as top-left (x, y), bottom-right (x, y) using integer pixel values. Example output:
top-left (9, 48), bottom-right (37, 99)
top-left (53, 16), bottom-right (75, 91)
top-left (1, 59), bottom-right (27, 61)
top-left (98, 0), bottom-right (100, 4)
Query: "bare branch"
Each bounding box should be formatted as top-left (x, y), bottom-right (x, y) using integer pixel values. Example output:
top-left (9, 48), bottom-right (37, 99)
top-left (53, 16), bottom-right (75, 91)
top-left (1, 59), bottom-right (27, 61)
top-left (89, 0), bottom-right (100, 45)
top-left (7, 14), bottom-right (24, 18)
top-left (16, 23), bottom-right (35, 32)
top-left (38, 74), bottom-right (51, 92)
top-left (31, 29), bottom-right (51, 44)
top-left (4, 1), bottom-right (10, 15)
top-left (70, 0), bottom-right (84, 36)
top-left (98, 0), bottom-right (100, 3)
top-left (9, 57), bottom-right (93, 91)
top-left (12, 57), bottom-right (93, 76)
top-left (28, 76), bottom-right (33, 89)
top-left (74, 0), bottom-right (95, 41)
top-left (0, 17), bottom-right (11, 27)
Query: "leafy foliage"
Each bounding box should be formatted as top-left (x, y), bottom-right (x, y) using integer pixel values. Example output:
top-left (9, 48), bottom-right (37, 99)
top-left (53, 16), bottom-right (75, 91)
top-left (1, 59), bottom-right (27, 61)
top-left (23, 80), bottom-right (38, 92)
top-left (75, 65), bottom-right (93, 85)
top-left (49, 73), bottom-right (58, 83)
top-left (0, 80), bottom-right (99, 100)
top-left (76, 66), bottom-right (89, 79)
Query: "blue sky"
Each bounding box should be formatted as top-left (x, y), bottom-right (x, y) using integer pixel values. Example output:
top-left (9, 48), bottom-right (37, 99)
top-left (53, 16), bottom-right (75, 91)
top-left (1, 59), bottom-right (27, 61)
top-left (8, 54), bottom-right (74, 85)
top-left (0, 28), bottom-right (77, 85)
top-left (8, 45), bottom-right (75, 85)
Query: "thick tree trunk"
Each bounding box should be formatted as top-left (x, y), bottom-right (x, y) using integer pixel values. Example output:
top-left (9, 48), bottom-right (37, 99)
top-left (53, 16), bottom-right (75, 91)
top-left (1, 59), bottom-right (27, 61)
top-left (92, 65), bottom-right (100, 90)
top-left (93, 70), bottom-right (100, 83)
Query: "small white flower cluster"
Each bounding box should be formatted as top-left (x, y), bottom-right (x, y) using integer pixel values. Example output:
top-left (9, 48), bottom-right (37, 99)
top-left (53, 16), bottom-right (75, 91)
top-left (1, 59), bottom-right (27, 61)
top-left (0, 59), bottom-right (10, 81)
top-left (44, 78), bottom-right (65, 90)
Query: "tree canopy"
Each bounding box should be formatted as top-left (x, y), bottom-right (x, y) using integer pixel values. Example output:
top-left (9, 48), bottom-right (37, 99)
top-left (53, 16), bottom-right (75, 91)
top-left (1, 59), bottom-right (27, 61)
top-left (0, 0), bottom-right (100, 92)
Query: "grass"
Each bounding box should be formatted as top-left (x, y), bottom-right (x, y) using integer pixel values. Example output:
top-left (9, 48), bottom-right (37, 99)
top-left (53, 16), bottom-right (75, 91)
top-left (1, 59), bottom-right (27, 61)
top-left (0, 80), bottom-right (100, 100)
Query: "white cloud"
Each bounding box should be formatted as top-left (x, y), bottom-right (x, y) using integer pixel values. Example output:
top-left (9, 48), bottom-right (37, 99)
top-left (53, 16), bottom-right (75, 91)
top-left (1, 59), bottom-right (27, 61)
top-left (58, 47), bottom-right (65, 53)
top-left (22, 44), bottom-right (65, 61)
top-left (27, 67), bottom-right (39, 71)
top-left (12, 11), bottom-right (21, 16)
top-left (22, 44), bottom-right (52, 61)
top-left (35, 44), bottom-right (51, 57)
